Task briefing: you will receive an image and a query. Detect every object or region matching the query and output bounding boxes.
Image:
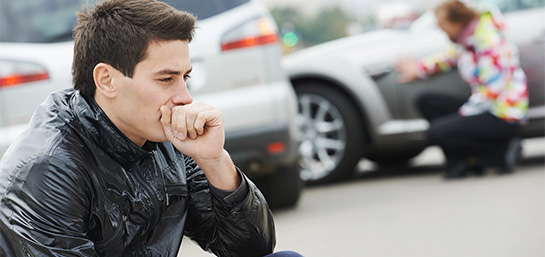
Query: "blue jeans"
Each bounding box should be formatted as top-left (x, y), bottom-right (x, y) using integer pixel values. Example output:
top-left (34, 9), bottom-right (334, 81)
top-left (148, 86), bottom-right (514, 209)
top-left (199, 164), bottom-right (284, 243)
top-left (264, 250), bottom-right (304, 257)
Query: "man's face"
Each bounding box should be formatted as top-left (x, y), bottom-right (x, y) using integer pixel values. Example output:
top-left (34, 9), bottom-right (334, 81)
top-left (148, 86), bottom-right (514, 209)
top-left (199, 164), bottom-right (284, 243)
top-left (111, 40), bottom-right (193, 146)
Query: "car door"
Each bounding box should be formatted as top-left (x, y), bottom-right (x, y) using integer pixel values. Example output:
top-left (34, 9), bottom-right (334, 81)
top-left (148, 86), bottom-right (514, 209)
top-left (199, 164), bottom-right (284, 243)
top-left (384, 14), bottom-right (471, 122)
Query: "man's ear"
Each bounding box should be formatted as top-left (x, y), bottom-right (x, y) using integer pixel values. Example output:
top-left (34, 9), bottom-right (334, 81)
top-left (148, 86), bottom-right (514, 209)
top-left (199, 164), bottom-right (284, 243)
top-left (93, 63), bottom-right (117, 98)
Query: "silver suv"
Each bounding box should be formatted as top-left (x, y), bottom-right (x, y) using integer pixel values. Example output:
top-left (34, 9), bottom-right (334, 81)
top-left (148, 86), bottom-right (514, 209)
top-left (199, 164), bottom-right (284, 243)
top-left (0, 0), bottom-right (301, 208)
top-left (283, 0), bottom-right (544, 184)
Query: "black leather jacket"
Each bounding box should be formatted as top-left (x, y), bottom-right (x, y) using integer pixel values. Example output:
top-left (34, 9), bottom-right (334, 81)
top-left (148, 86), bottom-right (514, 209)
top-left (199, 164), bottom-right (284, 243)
top-left (0, 89), bottom-right (275, 256)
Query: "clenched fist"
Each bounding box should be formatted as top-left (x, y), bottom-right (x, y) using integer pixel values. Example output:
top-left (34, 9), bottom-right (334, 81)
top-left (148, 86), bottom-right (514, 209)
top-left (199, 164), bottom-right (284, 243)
top-left (160, 102), bottom-right (239, 190)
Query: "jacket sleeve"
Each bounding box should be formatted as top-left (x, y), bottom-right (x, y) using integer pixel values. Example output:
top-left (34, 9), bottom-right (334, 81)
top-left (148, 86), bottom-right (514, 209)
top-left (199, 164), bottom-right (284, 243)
top-left (0, 156), bottom-right (97, 256)
top-left (459, 13), bottom-right (529, 120)
top-left (182, 154), bottom-right (276, 257)
top-left (415, 43), bottom-right (459, 78)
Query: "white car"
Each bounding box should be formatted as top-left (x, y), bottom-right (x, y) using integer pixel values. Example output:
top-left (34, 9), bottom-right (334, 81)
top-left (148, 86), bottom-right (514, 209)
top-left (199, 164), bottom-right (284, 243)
top-left (0, 0), bottom-right (301, 208)
top-left (283, 0), bottom-right (545, 184)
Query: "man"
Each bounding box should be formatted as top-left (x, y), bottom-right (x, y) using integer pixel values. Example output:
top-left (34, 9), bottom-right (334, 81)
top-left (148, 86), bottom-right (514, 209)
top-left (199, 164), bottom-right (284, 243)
top-left (0, 0), bottom-right (279, 256)
top-left (394, 0), bottom-right (527, 178)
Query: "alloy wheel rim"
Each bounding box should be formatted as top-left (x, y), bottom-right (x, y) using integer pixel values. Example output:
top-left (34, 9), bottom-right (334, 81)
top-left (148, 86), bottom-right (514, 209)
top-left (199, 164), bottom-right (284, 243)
top-left (296, 93), bottom-right (347, 182)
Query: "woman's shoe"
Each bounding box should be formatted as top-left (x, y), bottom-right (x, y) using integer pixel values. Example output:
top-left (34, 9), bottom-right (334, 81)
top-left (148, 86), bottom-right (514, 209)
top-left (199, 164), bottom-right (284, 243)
top-left (443, 161), bottom-right (469, 179)
top-left (466, 157), bottom-right (484, 176)
top-left (468, 165), bottom-right (484, 176)
top-left (498, 137), bottom-right (522, 175)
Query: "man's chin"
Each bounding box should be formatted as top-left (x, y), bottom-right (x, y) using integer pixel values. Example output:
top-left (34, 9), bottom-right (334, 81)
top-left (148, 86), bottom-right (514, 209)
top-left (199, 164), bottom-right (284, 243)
top-left (155, 136), bottom-right (170, 143)
top-left (148, 133), bottom-right (170, 143)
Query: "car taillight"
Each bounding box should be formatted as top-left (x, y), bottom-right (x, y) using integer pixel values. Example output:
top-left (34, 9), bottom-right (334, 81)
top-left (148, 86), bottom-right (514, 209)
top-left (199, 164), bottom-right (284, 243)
top-left (267, 142), bottom-right (287, 154)
top-left (0, 59), bottom-right (49, 88)
top-left (221, 16), bottom-right (279, 51)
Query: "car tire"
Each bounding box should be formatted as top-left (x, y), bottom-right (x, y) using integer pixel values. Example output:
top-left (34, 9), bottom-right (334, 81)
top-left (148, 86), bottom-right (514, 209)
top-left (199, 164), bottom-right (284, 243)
top-left (294, 81), bottom-right (365, 184)
top-left (255, 163), bottom-right (303, 209)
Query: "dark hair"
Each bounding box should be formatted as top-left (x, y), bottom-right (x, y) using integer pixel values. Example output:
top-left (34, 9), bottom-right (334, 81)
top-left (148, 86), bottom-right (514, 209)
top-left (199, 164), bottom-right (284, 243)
top-left (72, 0), bottom-right (196, 96)
top-left (435, 0), bottom-right (479, 26)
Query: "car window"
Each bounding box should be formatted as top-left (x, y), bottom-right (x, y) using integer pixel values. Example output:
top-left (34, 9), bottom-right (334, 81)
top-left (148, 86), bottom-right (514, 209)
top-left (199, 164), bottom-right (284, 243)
top-left (0, 0), bottom-right (250, 43)
top-left (161, 0), bottom-right (250, 20)
top-left (0, 0), bottom-right (98, 43)
top-left (474, 0), bottom-right (544, 12)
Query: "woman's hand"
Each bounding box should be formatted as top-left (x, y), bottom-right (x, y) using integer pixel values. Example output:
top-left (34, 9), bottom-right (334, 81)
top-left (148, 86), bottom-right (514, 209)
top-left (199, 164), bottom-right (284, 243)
top-left (393, 57), bottom-right (419, 84)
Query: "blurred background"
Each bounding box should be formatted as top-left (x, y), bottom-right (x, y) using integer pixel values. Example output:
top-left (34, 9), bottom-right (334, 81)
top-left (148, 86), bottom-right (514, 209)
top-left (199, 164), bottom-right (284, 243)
top-left (0, 0), bottom-right (543, 256)
top-left (265, 0), bottom-right (436, 53)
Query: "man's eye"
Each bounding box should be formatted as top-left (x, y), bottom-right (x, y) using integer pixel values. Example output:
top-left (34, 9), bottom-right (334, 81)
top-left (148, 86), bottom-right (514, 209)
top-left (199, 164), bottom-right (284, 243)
top-left (159, 77), bottom-right (172, 82)
top-left (183, 75), bottom-right (191, 81)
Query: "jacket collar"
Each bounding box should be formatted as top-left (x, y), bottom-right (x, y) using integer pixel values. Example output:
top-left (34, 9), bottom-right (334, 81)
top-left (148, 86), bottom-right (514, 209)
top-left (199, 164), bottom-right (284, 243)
top-left (72, 91), bottom-right (156, 169)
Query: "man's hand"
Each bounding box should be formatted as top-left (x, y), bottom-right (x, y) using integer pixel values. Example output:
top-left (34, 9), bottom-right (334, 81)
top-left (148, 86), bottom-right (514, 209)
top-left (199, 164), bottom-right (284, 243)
top-left (160, 103), bottom-right (240, 190)
top-left (160, 102), bottom-right (224, 159)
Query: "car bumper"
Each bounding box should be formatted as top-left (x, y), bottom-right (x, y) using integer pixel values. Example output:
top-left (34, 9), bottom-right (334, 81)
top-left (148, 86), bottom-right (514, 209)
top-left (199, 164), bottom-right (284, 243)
top-left (225, 123), bottom-right (300, 179)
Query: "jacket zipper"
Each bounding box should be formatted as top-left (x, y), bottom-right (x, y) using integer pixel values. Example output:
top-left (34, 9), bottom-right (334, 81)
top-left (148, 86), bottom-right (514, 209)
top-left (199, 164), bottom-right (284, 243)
top-left (152, 150), bottom-right (169, 206)
top-left (152, 150), bottom-right (158, 177)
top-left (134, 151), bottom-right (162, 228)
top-left (123, 215), bottom-right (130, 236)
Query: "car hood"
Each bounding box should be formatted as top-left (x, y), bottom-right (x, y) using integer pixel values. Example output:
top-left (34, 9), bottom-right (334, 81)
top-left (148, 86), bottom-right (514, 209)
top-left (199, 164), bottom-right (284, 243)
top-left (283, 28), bottom-right (449, 77)
top-left (284, 30), bottom-right (406, 67)
top-left (287, 30), bottom-right (401, 60)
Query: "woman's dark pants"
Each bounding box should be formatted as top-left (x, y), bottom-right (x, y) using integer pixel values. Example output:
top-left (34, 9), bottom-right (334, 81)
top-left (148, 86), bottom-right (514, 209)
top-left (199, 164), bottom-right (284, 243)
top-left (416, 91), bottom-right (520, 172)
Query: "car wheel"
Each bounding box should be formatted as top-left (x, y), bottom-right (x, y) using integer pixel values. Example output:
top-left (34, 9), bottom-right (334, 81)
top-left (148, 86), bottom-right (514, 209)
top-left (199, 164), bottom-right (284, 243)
top-left (255, 162), bottom-right (302, 209)
top-left (294, 81), bottom-right (365, 184)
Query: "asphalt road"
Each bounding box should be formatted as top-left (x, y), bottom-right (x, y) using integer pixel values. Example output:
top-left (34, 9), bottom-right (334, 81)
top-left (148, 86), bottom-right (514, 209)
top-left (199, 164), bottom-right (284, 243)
top-left (178, 137), bottom-right (545, 257)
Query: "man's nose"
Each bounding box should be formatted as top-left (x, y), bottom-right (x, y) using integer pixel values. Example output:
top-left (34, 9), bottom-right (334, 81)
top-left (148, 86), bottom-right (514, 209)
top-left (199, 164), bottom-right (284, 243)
top-left (171, 80), bottom-right (193, 105)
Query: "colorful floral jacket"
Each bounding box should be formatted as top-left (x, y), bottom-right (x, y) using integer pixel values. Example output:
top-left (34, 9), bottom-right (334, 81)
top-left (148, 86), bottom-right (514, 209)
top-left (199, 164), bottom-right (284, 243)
top-left (416, 11), bottom-right (528, 123)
